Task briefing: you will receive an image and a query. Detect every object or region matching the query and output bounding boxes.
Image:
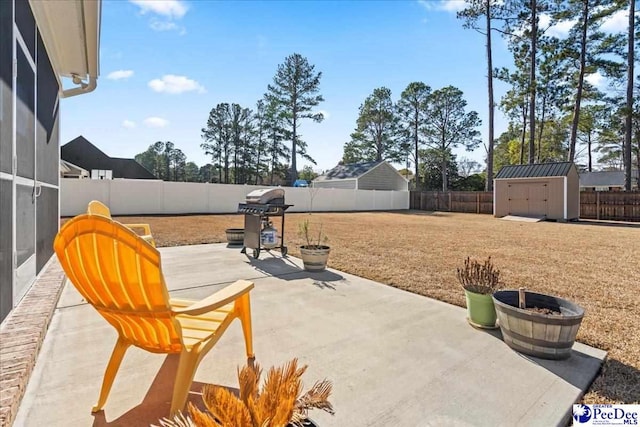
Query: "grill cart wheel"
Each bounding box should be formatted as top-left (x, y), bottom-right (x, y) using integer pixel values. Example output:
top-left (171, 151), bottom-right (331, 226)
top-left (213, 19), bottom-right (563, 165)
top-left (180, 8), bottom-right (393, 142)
top-left (253, 248), bottom-right (260, 259)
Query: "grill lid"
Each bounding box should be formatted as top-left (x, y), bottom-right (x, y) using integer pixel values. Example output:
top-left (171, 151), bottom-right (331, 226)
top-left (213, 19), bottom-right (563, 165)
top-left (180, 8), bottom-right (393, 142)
top-left (246, 188), bottom-right (285, 204)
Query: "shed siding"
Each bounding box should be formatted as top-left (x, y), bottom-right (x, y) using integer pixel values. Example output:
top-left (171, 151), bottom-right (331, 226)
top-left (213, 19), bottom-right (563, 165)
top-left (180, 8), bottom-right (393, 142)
top-left (494, 180), bottom-right (507, 217)
top-left (494, 163), bottom-right (580, 220)
top-left (494, 177), bottom-right (565, 219)
top-left (546, 177), bottom-right (565, 219)
top-left (358, 163), bottom-right (408, 191)
top-left (313, 179), bottom-right (357, 189)
top-left (566, 167), bottom-right (580, 219)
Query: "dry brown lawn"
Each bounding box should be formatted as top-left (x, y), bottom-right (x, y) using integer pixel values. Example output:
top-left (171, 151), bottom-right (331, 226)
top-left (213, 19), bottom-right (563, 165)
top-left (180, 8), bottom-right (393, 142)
top-left (95, 211), bottom-right (639, 404)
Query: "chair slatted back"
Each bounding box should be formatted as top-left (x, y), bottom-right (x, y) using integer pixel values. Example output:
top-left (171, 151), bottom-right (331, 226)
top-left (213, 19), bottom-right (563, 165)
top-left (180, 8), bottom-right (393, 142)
top-left (54, 214), bottom-right (182, 353)
top-left (87, 200), bottom-right (112, 217)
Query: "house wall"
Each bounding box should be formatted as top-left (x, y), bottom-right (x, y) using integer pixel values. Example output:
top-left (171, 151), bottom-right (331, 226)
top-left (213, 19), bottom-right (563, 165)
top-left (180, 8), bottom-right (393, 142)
top-left (60, 179), bottom-right (410, 216)
top-left (358, 162), bottom-right (408, 191)
top-left (494, 177), bottom-right (566, 220)
top-left (0, 0), bottom-right (61, 323)
top-left (312, 179), bottom-right (357, 190)
top-left (0, 0), bottom-right (14, 321)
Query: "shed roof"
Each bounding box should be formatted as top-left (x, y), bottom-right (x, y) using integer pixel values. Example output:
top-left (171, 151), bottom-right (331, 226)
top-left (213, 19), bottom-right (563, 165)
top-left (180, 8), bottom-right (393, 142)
top-left (315, 161), bottom-right (381, 181)
top-left (495, 162), bottom-right (574, 179)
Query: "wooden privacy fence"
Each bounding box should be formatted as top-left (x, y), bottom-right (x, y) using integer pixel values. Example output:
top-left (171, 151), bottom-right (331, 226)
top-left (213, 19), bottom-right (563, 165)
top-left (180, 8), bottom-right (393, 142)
top-left (410, 190), bottom-right (640, 222)
top-left (579, 191), bottom-right (640, 221)
top-left (410, 191), bottom-right (493, 214)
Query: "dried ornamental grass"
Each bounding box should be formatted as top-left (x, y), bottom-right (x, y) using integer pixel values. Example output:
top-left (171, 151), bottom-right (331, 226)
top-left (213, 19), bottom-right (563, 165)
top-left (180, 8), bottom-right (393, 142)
top-left (158, 358), bottom-right (333, 427)
top-left (456, 256), bottom-right (502, 295)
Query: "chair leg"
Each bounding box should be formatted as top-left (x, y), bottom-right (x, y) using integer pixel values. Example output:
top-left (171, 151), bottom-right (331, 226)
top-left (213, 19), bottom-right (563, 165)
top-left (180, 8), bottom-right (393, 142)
top-left (236, 294), bottom-right (254, 359)
top-left (92, 337), bottom-right (130, 413)
top-left (170, 350), bottom-right (200, 417)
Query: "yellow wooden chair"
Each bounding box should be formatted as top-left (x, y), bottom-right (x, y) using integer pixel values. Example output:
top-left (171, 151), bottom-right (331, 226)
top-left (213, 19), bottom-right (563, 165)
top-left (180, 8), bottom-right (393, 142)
top-left (87, 200), bottom-right (157, 247)
top-left (53, 214), bottom-right (255, 416)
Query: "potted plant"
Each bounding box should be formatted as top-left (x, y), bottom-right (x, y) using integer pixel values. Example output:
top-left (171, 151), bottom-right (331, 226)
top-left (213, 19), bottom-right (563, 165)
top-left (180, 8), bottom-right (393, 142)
top-left (225, 228), bottom-right (245, 246)
top-left (298, 219), bottom-right (330, 271)
top-left (493, 288), bottom-right (585, 360)
top-left (158, 358), bottom-right (334, 427)
top-left (456, 257), bottom-right (501, 329)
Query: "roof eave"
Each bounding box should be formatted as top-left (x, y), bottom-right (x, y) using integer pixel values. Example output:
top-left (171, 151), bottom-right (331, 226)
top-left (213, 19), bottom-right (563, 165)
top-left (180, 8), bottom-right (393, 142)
top-left (29, 0), bottom-right (101, 98)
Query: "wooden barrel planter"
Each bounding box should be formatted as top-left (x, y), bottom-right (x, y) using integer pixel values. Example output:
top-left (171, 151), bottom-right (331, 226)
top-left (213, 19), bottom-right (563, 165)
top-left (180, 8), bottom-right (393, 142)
top-left (300, 246), bottom-right (330, 271)
top-left (492, 290), bottom-right (585, 360)
top-left (225, 228), bottom-right (245, 246)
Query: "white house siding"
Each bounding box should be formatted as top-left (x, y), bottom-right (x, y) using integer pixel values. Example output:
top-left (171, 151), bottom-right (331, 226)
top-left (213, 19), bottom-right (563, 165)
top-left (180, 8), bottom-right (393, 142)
top-left (358, 162), bottom-right (408, 191)
top-left (312, 179), bottom-right (357, 189)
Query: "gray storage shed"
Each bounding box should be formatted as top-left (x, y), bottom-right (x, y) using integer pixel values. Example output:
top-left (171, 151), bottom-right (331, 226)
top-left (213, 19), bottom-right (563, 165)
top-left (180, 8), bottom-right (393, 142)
top-left (494, 162), bottom-right (580, 220)
top-left (313, 161), bottom-right (409, 191)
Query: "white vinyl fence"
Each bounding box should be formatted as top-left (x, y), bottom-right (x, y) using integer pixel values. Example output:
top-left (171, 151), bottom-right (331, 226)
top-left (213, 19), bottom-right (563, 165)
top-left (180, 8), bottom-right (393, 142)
top-left (60, 179), bottom-right (410, 216)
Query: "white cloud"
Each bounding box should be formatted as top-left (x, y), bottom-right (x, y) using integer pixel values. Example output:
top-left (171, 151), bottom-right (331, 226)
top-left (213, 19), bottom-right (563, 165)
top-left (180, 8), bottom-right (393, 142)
top-left (130, 0), bottom-right (187, 33)
top-left (585, 72), bottom-right (605, 87)
top-left (601, 9), bottom-right (628, 33)
top-left (107, 70), bottom-right (134, 80)
top-left (440, 0), bottom-right (466, 12)
top-left (318, 110), bottom-right (330, 120)
top-left (539, 14), bottom-right (576, 37)
top-left (418, 0), bottom-right (465, 13)
top-left (129, 0), bottom-right (188, 19)
top-left (122, 120), bottom-right (136, 129)
top-left (550, 19), bottom-right (576, 36)
top-left (143, 117), bottom-right (169, 128)
top-left (148, 74), bottom-right (206, 94)
top-left (150, 20), bottom-right (178, 31)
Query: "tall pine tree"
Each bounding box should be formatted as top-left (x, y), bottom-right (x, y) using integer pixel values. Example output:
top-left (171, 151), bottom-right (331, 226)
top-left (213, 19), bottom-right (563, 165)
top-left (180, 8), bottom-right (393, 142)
top-left (266, 53), bottom-right (323, 185)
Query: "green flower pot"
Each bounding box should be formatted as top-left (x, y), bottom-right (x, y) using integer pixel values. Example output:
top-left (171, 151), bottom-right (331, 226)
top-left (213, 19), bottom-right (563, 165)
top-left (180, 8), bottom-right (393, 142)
top-left (464, 289), bottom-right (498, 329)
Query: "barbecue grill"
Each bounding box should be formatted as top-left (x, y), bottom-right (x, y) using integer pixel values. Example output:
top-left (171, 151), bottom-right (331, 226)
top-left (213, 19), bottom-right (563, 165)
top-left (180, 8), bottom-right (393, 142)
top-left (238, 188), bottom-right (292, 258)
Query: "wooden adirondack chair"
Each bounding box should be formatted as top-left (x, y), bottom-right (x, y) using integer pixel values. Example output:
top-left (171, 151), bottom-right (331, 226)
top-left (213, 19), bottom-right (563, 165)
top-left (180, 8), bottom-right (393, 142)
top-left (53, 214), bottom-right (255, 416)
top-left (87, 200), bottom-right (156, 247)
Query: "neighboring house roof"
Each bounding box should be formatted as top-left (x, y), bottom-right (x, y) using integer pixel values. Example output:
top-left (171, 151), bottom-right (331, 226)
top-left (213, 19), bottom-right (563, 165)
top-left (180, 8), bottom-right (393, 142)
top-left (60, 159), bottom-right (88, 177)
top-left (315, 161), bottom-right (382, 181)
top-left (579, 170), bottom-right (639, 187)
top-left (495, 162), bottom-right (574, 179)
top-left (61, 136), bottom-right (156, 179)
top-left (579, 171), bottom-right (625, 187)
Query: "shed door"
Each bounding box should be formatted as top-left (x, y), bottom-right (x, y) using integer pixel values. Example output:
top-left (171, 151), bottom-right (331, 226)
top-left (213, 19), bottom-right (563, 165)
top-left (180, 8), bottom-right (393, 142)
top-left (528, 183), bottom-right (548, 216)
top-left (508, 182), bottom-right (548, 217)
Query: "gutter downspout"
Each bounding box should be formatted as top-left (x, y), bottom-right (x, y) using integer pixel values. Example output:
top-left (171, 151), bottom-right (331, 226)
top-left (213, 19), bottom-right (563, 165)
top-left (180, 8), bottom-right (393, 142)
top-left (60, 75), bottom-right (97, 98)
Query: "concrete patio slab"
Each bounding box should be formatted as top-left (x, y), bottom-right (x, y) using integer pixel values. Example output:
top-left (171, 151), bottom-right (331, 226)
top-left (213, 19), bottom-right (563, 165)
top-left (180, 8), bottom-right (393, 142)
top-left (15, 244), bottom-right (606, 427)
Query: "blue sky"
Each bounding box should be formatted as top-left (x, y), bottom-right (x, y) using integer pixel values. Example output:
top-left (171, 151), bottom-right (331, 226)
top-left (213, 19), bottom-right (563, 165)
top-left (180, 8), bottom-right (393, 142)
top-left (59, 0), bottom-right (627, 173)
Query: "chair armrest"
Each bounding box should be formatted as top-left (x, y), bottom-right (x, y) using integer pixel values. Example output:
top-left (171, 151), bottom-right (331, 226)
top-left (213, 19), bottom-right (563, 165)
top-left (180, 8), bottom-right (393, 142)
top-left (172, 280), bottom-right (254, 316)
top-left (124, 223), bottom-right (153, 236)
